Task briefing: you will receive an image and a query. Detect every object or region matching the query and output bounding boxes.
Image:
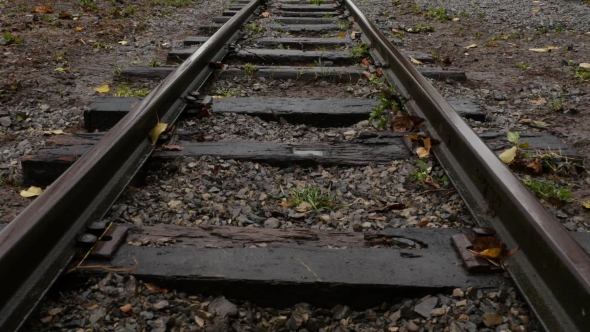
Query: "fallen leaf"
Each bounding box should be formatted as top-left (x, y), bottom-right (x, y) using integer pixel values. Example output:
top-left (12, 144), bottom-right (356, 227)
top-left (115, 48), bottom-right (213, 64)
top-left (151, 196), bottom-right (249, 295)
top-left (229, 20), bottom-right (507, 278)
top-left (375, 67), bottom-right (382, 77)
top-left (34, 6), bottom-right (53, 13)
top-left (580, 63), bottom-right (590, 69)
top-left (118, 40), bottom-right (127, 45)
top-left (361, 58), bottom-right (371, 66)
top-left (529, 47), bottom-right (550, 52)
top-left (477, 247), bottom-right (503, 259)
top-left (526, 158), bottom-right (543, 174)
top-left (21, 186), bottom-right (43, 198)
top-left (486, 41), bottom-right (499, 47)
top-left (43, 130), bottom-right (65, 135)
top-left (391, 114), bottom-right (425, 132)
top-left (350, 31), bottom-right (357, 39)
top-left (452, 17), bottom-right (460, 21)
top-left (120, 304), bottom-right (132, 313)
top-left (75, 26), bottom-right (83, 31)
top-left (409, 57), bottom-right (423, 65)
top-left (94, 84), bottom-right (109, 93)
top-left (47, 307), bottom-right (62, 316)
top-left (54, 67), bottom-right (69, 72)
top-left (583, 201), bottom-right (590, 209)
top-left (416, 147), bottom-right (429, 158)
top-left (58, 11), bottom-right (71, 19)
top-left (149, 122), bottom-right (168, 145)
top-left (464, 43), bottom-right (477, 49)
top-left (279, 202), bottom-right (292, 207)
top-left (422, 138), bottom-right (431, 153)
top-left (361, 70), bottom-right (372, 79)
top-left (499, 146), bottom-right (517, 164)
top-left (417, 219), bottom-right (429, 227)
top-left (162, 145), bottom-right (184, 151)
top-left (336, 32), bottom-right (346, 38)
top-left (531, 97), bottom-right (547, 105)
top-left (145, 283), bottom-right (169, 293)
top-left (260, 11), bottom-right (270, 18)
top-left (546, 46), bottom-right (560, 50)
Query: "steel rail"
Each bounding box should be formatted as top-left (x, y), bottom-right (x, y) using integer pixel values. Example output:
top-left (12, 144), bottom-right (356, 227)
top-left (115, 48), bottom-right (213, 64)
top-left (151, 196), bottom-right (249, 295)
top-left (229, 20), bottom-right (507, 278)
top-left (0, 1), bottom-right (261, 330)
top-left (343, 0), bottom-right (590, 331)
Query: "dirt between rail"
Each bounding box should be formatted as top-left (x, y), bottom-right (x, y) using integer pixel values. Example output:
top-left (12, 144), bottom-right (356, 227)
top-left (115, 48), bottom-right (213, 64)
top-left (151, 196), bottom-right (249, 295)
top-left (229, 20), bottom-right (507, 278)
top-left (0, 0), bottom-right (228, 222)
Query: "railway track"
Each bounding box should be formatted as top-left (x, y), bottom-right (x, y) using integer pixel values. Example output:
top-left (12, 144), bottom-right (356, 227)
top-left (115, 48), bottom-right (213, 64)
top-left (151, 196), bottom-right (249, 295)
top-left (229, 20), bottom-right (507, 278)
top-left (1, 0), bottom-right (589, 331)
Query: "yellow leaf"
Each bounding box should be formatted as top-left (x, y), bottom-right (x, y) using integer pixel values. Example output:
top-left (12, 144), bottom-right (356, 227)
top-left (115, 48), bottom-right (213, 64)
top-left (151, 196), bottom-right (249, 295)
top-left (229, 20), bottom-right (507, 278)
top-left (118, 40), bottom-right (127, 45)
top-left (20, 186), bottom-right (43, 198)
top-left (409, 57), bottom-right (423, 65)
top-left (583, 201), bottom-right (590, 209)
top-left (212, 95), bottom-right (225, 99)
top-left (464, 43), bottom-right (477, 49)
top-left (478, 247), bottom-right (503, 259)
top-left (336, 32), bottom-right (346, 38)
top-left (54, 67), bottom-right (69, 72)
top-left (499, 146), bottom-right (517, 164)
top-left (94, 84), bottom-right (110, 93)
top-left (580, 63), bottom-right (590, 69)
top-left (75, 26), bottom-right (83, 31)
top-left (43, 130), bottom-right (65, 135)
top-left (416, 147), bottom-right (429, 158)
top-left (149, 122), bottom-right (168, 144)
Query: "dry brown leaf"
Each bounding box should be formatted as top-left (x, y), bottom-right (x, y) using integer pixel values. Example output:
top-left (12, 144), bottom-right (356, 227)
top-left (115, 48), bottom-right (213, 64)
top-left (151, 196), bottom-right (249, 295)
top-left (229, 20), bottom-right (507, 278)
top-left (416, 147), bottom-right (429, 158)
top-left (260, 11), bottom-right (270, 18)
top-left (375, 67), bottom-right (382, 77)
top-left (361, 70), bottom-right (372, 79)
top-left (464, 43), bottom-right (477, 49)
top-left (145, 283), bottom-right (169, 293)
top-left (336, 32), bottom-right (346, 38)
top-left (526, 158), bottom-right (543, 174)
top-left (391, 114), bottom-right (425, 132)
top-left (422, 138), bottom-right (431, 153)
top-left (94, 84), bottom-right (109, 93)
top-left (75, 26), bottom-right (83, 31)
top-left (410, 57), bottom-right (423, 65)
top-left (58, 11), bottom-right (71, 19)
top-left (279, 202), bottom-right (292, 207)
top-left (486, 41), bottom-right (499, 47)
top-left (20, 186), bottom-right (42, 198)
top-left (361, 58), bottom-right (371, 66)
top-left (120, 304), bottom-right (132, 313)
top-left (417, 219), bottom-right (429, 227)
top-left (34, 6), bottom-right (53, 13)
top-left (149, 122), bottom-right (168, 145)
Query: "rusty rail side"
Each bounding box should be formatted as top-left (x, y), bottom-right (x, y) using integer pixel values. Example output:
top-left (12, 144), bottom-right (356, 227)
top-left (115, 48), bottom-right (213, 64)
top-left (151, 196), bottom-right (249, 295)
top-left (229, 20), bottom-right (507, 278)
top-left (343, 0), bottom-right (590, 331)
top-left (0, 1), bottom-right (262, 330)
